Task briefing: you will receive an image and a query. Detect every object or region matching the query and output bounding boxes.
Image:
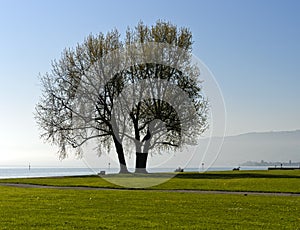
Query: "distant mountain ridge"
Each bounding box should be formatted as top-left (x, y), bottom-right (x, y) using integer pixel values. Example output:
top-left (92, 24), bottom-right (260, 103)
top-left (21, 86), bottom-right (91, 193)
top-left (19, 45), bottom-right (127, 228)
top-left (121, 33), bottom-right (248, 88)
top-left (228, 129), bottom-right (300, 138)
top-left (206, 130), bottom-right (300, 166)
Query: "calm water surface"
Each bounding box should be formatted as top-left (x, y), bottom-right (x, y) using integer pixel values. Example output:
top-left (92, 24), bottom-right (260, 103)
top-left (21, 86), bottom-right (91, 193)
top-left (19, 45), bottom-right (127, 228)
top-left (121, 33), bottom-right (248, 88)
top-left (0, 166), bottom-right (268, 179)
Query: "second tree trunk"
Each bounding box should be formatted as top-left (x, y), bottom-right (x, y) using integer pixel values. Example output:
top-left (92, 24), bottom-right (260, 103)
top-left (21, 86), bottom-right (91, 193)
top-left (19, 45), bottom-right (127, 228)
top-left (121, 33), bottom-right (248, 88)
top-left (135, 152), bottom-right (148, 173)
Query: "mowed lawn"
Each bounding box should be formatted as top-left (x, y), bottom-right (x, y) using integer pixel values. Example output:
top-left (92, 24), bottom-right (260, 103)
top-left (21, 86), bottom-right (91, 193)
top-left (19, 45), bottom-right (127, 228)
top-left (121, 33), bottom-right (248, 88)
top-left (0, 186), bottom-right (300, 229)
top-left (0, 170), bottom-right (300, 229)
top-left (2, 170), bottom-right (300, 193)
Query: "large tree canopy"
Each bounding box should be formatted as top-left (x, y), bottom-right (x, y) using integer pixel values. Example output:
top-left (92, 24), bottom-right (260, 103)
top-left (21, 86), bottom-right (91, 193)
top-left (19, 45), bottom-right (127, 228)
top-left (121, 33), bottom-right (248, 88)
top-left (35, 21), bottom-right (209, 173)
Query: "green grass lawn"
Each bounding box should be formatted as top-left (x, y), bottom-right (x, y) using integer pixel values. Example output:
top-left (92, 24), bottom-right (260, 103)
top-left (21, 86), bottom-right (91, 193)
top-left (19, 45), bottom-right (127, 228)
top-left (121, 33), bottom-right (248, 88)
top-left (2, 170), bottom-right (300, 193)
top-left (156, 170), bottom-right (300, 193)
top-left (1, 170), bottom-right (300, 229)
top-left (0, 185), bottom-right (300, 229)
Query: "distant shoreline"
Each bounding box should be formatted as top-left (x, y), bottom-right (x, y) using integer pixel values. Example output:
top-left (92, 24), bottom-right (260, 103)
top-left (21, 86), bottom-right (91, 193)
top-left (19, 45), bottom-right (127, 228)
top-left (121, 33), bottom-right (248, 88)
top-left (0, 166), bottom-right (269, 179)
top-left (241, 161), bottom-right (300, 167)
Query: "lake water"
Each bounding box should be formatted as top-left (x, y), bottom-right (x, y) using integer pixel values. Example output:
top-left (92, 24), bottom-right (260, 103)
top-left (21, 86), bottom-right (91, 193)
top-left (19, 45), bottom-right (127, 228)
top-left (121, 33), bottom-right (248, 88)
top-left (0, 166), bottom-right (268, 179)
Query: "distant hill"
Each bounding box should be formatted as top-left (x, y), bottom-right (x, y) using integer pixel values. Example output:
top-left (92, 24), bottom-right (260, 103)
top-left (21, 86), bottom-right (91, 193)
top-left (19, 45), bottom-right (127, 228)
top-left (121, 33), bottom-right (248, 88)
top-left (195, 130), bottom-right (300, 166)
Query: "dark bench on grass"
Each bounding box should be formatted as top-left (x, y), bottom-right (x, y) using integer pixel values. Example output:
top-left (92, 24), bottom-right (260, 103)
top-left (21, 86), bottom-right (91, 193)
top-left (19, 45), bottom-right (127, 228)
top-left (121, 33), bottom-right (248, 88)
top-left (98, 171), bottom-right (106, 175)
top-left (175, 167), bottom-right (184, 172)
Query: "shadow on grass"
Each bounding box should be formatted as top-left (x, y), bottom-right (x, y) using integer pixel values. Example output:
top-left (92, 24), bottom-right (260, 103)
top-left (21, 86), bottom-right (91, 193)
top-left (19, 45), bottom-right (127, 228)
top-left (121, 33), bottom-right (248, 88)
top-left (174, 171), bottom-right (300, 179)
top-left (80, 171), bottom-right (300, 180)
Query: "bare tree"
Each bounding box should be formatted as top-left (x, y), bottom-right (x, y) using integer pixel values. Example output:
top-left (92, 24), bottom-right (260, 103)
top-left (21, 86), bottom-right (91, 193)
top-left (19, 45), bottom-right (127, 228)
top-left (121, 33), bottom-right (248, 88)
top-left (111, 22), bottom-right (209, 173)
top-left (35, 21), bottom-right (209, 174)
top-left (35, 30), bottom-right (130, 173)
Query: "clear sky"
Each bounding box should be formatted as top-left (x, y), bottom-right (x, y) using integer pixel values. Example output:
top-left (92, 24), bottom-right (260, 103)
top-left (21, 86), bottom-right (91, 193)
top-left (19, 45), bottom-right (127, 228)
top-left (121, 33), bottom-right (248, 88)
top-left (0, 0), bottom-right (299, 166)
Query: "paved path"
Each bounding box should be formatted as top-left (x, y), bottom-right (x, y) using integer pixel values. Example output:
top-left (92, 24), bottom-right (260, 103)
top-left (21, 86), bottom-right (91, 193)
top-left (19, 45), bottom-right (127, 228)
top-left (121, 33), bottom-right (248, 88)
top-left (1, 183), bottom-right (300, 197)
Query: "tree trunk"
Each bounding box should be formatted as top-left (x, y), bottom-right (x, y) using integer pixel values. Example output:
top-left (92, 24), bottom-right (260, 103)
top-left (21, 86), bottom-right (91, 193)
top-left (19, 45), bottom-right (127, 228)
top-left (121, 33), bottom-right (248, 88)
top-left (135, 132), bottom-right (150, 173)
top-left (112, 135), bottom-right (129, 174)
top-left (135, 152), bottom-right (148, 173)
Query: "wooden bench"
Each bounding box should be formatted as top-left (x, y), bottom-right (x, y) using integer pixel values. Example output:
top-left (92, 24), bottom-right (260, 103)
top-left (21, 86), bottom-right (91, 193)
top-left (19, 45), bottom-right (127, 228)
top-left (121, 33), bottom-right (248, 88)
top-left (98, 171), bottom-right (106, 175)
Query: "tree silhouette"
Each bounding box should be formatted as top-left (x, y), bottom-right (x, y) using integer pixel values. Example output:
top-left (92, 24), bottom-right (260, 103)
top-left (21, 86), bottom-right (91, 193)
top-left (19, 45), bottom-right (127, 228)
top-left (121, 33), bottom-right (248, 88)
top-left (35, 21), bottom-right (209, 173)
top-left (35, 30), bottom-right (130, 173)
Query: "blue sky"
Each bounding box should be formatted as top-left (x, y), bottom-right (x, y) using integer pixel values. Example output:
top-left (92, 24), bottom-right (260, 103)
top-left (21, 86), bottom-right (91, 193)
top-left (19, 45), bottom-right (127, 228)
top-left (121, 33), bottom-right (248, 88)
top-left (0, 0), bottom-right (299, 165)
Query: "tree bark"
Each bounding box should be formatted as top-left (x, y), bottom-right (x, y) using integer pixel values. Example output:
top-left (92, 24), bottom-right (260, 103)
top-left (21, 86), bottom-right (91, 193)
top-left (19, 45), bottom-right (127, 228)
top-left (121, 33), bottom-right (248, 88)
top-left (112, 135), bottom-right (129, 174)
top-left (135, 130), bottom-right (150, 173)
top-left (135, 152), bottom-right (148, 173)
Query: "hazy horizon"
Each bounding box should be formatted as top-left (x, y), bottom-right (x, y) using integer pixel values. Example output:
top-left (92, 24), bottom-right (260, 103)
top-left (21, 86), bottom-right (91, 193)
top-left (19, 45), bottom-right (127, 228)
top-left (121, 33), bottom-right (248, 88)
top-left (1, 129), bottom-right (299, 168)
